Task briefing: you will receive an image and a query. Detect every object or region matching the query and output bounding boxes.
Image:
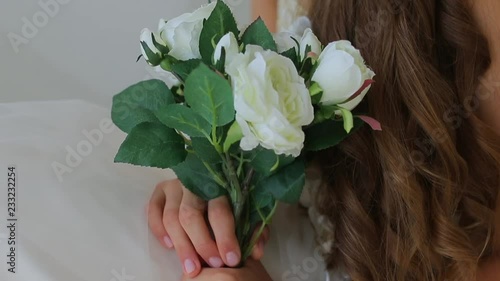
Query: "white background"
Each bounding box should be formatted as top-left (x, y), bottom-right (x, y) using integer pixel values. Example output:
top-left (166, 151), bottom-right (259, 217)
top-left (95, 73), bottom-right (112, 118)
top-left (0, 0), bottom-right (252, 106)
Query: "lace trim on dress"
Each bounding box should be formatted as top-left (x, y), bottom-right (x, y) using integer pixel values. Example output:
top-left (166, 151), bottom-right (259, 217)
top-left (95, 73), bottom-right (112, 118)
top-left (278, 2), bottom-right (352, 280)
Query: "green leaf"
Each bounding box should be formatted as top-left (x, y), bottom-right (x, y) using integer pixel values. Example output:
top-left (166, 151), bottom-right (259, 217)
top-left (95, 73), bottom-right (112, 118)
top-left (140, 41), bottom-right (161, 66)
top-left (214, 47), bottom-right (226, 72)
top-left (338, 107), bottom-right (354, 133)
top-left (254, 160), bottom-right (306, 204)
top-left (114, 123), bottom-right (186, 169)
top-left (246, 147), bottom-right (295, 176)
top-left (309, 82), bottom-right (323, 98)
top-left (301, 44), bottom-right (312, 61)
top-left (304, 118), bottom-right (364, 151)
top-left (251, 183), bottom-right (275, 210)
top-left (313, 104), bottom-right (336, 124)
top-left (199, 1), bottom-right (239, 64)
top-left (248, 196), bottom-right (276, 225)
top-left (191, 137), bottom-right (222, 163)
top-left (155, 104), bottom-right (211, 138)
top-left (311, 92), bottom-right (324, 105)
top-left (241, 18), bottom-right (277, 52)
top-left (152, 33), bottom-right (169, 54)
top-left (299, 55), bottom-right (315, 80)
top-left (281, 47), bottom-right (299, 68)
top-left (184, 64), bottom-right (235, 127)
top-left (172, 154), bottom-right (227, 200)
top-left (223, 121), bottom-right (243, 152)
top-left (171, 59), bottom-right (202, 82)
top-left (112, 80), bottom-right (175, 133)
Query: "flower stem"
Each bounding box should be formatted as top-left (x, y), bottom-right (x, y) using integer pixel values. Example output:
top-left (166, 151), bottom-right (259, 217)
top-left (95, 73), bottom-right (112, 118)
top-left (242, 201), bottom-right (279, 260)
top-left (236, 151), bottom-right (244, 177)
top-left (224, 153), bottom-right (245, 225)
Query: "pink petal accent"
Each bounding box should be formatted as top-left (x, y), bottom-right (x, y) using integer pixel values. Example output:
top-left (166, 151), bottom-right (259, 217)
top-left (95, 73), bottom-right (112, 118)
top-left (342, 79), bottom-right (375, 104)
top-left (307, 51), bottom-right (319, 59)
top-left (358, 115), bottom-right (382, 131)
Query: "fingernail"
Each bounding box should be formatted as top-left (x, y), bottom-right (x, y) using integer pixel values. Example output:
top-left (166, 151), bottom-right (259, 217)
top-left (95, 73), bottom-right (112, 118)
top-left (184, 259), bottom-right (196, 274)
top-left (209, 257), bottom-right (224, 268)
top-left (226, 252), bottom-right (239, 266)
top-left (163, 236), bottom-right (174, 248)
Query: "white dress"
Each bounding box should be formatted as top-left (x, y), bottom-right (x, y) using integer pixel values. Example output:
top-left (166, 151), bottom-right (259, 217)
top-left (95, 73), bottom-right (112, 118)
top-left (300, 173), bottom-right (352, 281)
top-left (277, 0), bottom-right (308, 32)
top-left (277, 2), bottom-right (352, 280)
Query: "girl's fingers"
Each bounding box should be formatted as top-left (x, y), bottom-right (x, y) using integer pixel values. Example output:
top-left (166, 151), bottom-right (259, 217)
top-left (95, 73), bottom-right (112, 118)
top-left (208, 197), bottom-right (241, 267)
top-left (180, 188), bottom-right (224, 268)
top-left (147, 181), bottom-right (171, 249)
top-left (163, 181), bottom-right (202, 278)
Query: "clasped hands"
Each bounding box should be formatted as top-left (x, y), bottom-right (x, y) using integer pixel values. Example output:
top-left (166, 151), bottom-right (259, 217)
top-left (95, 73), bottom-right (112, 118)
top-left (148, 180), bottom-right (273, 281)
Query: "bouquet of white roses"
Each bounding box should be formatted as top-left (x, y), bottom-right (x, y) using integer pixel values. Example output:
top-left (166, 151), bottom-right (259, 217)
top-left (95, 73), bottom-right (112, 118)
top-left (111, 0), bottom-right (379, 262)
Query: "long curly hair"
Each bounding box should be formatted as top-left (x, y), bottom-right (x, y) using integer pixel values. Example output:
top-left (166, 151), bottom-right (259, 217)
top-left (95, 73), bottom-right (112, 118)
top-left (309, 0), bottom-right (500, 280)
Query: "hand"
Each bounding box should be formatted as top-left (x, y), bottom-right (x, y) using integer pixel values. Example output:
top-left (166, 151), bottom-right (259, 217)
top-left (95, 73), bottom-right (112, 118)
top-left (148, 180), bottom-right (270, 278)
top-left (182, 259), bottom-right (273, 281)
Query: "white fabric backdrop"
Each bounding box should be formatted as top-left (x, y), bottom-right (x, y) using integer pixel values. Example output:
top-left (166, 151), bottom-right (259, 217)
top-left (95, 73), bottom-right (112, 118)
top-left (0, 0), bottom-right (250, 106)
top-left (0, 100), bottom-right (326, 281)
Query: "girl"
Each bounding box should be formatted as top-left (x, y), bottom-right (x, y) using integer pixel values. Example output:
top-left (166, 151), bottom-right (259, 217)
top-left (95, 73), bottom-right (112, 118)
top-left (149, 0), bottom-right (500, 280)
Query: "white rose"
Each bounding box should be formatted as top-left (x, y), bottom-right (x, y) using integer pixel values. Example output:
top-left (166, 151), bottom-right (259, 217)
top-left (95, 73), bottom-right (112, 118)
top-left (311, 40), bottom-right (375, 109)
top-left (214, 32), bottom-right (240, 66)
top-left (140, 29), bottom-right (181, 85)
top-left (274, 31), bottom-right (299, 54)
top-left (140, 28), bottom-right (167, 66)
top-left (274, 16), bottom-right (313, 55)
top-left (274, 27), bottom-right (322, 61)
top-left (299, 28), bottom-right (322, 60)
top-left (158, 2), bottom-right (216, 61)
top-left (226, 45), bottom-right (314, 157)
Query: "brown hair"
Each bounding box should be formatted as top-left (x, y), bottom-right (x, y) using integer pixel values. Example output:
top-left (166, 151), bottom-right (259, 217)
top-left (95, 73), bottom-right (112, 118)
top-left (309, 0), bottom-right (500, 280)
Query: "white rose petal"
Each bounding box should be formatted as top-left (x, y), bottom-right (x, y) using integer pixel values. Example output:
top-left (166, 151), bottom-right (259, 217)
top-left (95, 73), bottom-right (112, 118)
top-left (157, 2), bottom-right (216, 60)
top-left (152, 66), bottom-right (181, 88)
top-left (214, 32), bottom-right (240, 66)
top-left (312, 40), bottom-right (375, 109)
top-left (227, 45), bottom-right (314, 157)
